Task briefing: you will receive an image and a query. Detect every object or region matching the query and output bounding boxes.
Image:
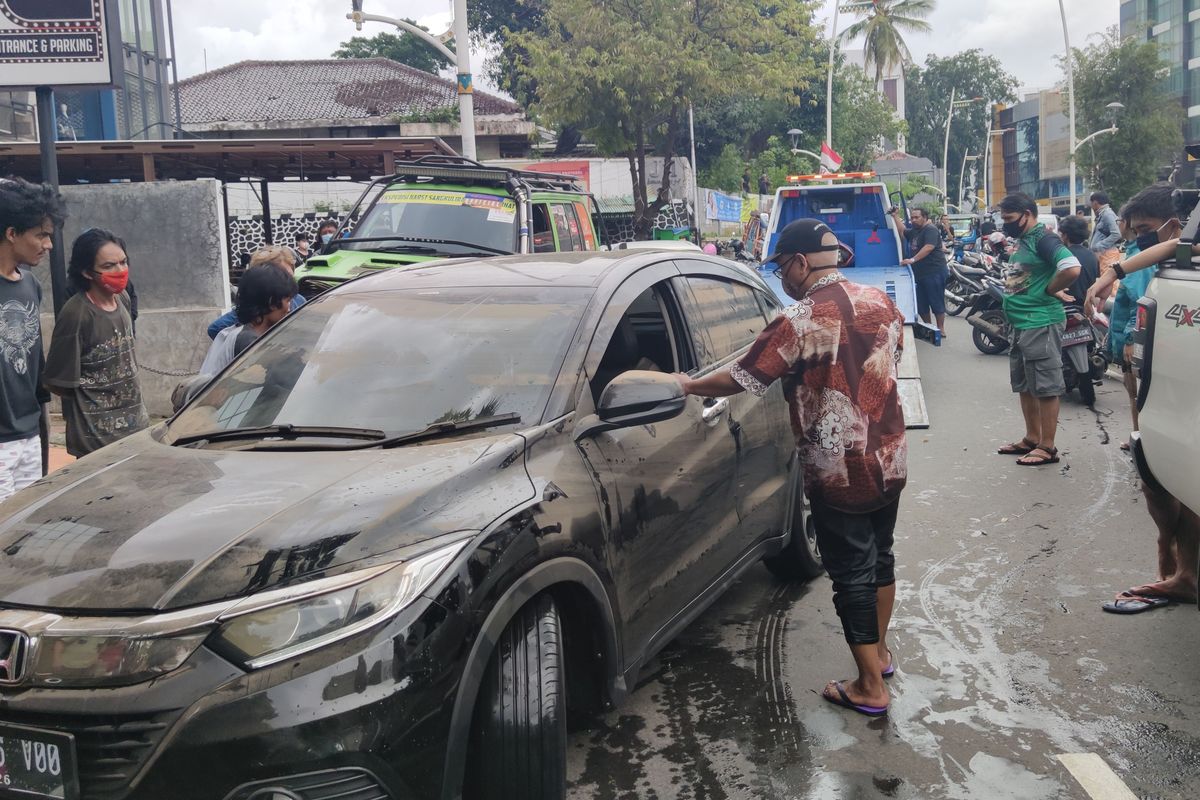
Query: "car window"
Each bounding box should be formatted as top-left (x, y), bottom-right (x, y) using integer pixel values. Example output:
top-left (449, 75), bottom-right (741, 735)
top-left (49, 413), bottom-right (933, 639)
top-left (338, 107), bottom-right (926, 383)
top-left (590, 284), bottom-right (682, 405)
top-left (347, 188), bottom-right (517, 255)
top-left (171, 286), bottom-right (590, 439)
top-left (677, 277), bottom-right (767, 366)
top-left (552, 203), bottom-right (584, 251)
top-left (532, 204), bottom-right (555, 253)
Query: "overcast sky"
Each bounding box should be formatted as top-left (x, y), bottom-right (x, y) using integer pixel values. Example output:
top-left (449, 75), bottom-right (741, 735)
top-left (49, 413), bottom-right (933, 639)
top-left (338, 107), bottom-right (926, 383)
top-left (173, 0), bottom-right (1119, 94)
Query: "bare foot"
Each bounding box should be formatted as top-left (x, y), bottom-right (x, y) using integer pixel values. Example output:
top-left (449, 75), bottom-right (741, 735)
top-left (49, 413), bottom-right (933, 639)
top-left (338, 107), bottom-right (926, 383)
top-left (822, 678), bottom-right (888, 710)
top-left (1127, 576), bottom-right (1198, 603)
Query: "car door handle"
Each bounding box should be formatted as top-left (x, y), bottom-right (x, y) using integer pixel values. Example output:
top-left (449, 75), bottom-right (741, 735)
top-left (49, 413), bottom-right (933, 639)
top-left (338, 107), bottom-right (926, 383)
top-left (701, 398), bottom-right (728, 423)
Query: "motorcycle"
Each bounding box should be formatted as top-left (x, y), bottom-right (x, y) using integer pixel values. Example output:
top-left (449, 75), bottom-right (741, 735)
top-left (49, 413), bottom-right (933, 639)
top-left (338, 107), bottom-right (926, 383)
top-left (1061, 305), bottom-right (1109, 407)
top-left (966, 276), bottom-right (1011, 355)
top-left (729, 238), bottom-right (756, 264)
top-left (945, 252), bottom-right (997, 317)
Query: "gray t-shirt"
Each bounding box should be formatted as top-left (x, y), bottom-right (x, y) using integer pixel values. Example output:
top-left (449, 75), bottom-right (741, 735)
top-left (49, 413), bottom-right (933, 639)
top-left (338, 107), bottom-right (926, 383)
top-left (0, 269), bottom-right (48, 442)
top-left (43, 292), bottom-right (149, 457)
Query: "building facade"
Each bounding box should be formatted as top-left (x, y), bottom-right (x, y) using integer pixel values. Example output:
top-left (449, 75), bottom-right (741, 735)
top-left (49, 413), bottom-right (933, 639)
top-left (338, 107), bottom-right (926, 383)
top-left (1120, 0), bottom-right (1197, 184)
top-left (997, 90), bottom-right (1086, 214)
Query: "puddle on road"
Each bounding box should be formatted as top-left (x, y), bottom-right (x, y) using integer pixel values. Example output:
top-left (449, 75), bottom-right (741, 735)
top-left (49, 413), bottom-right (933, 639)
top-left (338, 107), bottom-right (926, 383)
top-left (947, 752), bottom-right (1059, 800)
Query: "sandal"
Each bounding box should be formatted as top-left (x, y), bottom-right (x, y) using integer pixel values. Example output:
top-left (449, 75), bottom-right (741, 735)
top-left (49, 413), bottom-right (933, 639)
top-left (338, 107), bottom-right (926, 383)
top-left (998, 437), bottom-right (1037, 455)
top-left (1017, 446), bottom-right (1059, 466)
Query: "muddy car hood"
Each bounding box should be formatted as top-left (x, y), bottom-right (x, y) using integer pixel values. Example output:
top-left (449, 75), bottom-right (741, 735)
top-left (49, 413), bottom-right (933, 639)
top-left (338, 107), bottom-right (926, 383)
top-left (0, 429), bottom-right (531, 612)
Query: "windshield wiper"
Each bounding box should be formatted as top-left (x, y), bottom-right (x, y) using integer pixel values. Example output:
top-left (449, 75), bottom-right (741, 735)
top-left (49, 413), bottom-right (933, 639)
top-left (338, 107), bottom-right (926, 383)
top-left (235, 413), bottom-right (523, 451)
top-left (172, 424), bottom-right (387, 447)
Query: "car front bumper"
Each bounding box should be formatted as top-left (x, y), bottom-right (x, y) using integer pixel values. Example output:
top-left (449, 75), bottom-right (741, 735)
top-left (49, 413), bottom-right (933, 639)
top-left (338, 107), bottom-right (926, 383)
top-left (0, 595), bottom-right (465, 800)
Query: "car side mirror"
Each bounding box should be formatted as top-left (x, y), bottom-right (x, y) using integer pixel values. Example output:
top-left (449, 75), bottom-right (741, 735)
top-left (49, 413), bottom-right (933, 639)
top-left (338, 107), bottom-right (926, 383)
top-left (576, 370), bottom-right (686, 440)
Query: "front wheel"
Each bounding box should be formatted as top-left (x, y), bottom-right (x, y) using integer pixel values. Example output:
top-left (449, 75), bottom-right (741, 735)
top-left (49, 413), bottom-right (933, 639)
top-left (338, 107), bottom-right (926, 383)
top-left (765, 493), bottom-right (824, 581)
top-left (466, 595), bottom-right (567, 800)
top-left (945, 278), bottom-right (969, 316)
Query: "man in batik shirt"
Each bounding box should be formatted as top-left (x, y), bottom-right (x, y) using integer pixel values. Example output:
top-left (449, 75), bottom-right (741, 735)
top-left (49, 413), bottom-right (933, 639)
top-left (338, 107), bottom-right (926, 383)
top-left (677, 219), bottom-right (907, 718)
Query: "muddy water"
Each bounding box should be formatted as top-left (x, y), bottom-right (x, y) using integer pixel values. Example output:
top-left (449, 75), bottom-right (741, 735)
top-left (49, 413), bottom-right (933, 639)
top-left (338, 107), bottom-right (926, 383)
top-left (566, 318), bottom-right (1200, 799)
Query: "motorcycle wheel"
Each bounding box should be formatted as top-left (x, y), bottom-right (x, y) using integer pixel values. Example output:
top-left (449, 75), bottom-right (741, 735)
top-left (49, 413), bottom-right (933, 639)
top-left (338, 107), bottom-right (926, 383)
top-left (945, 278), bottom-right (969, 317)
top-left (971, 310), bottom-right (1010, 355)
top-left (1078, 376), bottom-right (1096, 407)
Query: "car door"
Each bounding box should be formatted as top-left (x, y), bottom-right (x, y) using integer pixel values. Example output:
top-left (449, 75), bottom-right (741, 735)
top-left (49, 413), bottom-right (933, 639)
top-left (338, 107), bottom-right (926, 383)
top-left (672, 264), bottom-right (794, 554)
top-left (573, 265), bottom-right (744, 659)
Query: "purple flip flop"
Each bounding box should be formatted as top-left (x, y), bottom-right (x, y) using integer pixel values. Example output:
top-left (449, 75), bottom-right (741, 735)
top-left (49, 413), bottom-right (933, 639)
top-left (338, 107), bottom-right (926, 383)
top-left (882, 650), bottom-right (895, 679)
top-left (822, 680), bottom-right (889, 718)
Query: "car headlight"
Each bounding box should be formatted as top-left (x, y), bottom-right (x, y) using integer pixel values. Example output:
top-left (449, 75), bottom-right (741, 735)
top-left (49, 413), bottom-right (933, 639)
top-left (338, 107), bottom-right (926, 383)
top-left (211, 540), bottom-right (466, 669)
top-left (28, 632), bottom-right (209, 688)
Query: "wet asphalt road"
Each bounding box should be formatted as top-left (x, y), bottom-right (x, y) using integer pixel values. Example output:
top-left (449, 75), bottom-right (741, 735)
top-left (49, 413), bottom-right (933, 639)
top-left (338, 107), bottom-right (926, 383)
top-left (565, 314), bottom-right (1200, 800)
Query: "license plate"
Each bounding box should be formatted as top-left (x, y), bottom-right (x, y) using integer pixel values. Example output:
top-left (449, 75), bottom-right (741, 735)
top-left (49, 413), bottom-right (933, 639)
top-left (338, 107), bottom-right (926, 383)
top-left (0, 723), bottom-right (79, 800)
top-left (1062, 329), bottom-right (1093, 344)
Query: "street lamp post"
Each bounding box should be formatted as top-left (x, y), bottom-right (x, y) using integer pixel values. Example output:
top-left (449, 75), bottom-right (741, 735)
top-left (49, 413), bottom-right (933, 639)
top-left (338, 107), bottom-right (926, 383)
top-left (825, 4), bottom-right (840, 150)
top-left (1069, 102), bottom-right (1125, 210)
top-left (349, 0), bottom-right (477, 160)
top-left (943, 91), bottom-right (984, 201)
top-left (1058, 0), bottom-right (1077, 214)
top-left (788, 128), bottom-right (823, 163)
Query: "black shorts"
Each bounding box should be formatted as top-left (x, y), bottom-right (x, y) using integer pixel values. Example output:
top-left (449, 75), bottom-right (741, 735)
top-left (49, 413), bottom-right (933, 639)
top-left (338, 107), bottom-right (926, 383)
top-left (914, 270), bottom-right (947, 317)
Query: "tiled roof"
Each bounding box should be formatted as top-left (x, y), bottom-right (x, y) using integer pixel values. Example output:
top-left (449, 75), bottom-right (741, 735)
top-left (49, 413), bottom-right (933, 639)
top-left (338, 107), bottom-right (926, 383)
top-left (177, 59), bottom-right (523, 125)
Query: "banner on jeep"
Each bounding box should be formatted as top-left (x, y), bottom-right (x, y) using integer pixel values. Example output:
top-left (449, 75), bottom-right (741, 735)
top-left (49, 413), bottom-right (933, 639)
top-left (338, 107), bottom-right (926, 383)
top-left (379, 190), bottom-right (517, 224)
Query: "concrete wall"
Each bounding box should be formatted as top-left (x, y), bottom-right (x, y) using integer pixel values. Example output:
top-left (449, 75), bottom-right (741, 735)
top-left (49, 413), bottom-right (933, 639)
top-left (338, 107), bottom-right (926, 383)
top-left (37, 179), bottom-right (230, 417)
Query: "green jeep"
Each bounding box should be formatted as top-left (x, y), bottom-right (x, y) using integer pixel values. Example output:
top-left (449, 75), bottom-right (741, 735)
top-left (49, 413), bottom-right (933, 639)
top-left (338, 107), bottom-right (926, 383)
top-left (295, 156), bottom-right (603, 297)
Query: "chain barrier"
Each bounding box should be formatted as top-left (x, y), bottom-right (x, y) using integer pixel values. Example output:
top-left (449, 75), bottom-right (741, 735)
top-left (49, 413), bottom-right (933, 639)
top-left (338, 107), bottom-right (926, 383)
top-left (138, 363), bottom-right (200, 378)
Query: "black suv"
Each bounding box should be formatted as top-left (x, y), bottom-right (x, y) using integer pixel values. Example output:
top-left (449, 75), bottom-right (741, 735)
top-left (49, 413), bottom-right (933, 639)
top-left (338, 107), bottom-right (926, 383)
top-left (0, 252), bottom-right (823, 800)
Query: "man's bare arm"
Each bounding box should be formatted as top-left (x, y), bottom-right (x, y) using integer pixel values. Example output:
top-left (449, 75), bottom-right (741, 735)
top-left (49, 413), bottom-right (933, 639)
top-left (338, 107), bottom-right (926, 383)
top-left (674, 369), bottom-right (745, 398)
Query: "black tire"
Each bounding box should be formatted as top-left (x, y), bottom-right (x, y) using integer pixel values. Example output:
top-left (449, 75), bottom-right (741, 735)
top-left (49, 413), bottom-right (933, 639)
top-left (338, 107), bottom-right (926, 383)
top-left (466, 595), bottom-right (567, 800)
top-left (765, 496), bottom-right (824, 581)
top-left (1078, 373), bottom-right (1096, 407)
top-left (945, 278), bottom-right (969, 316)
top-left (971, 310), bottom-right (1010, 355)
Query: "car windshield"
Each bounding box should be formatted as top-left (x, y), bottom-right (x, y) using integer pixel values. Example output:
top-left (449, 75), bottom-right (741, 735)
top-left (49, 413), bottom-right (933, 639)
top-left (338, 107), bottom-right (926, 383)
top-left (169, 285), bottom-right (588, 441)
top-left (342, 187), bottom-right (518, 255)
top-left (950, 218), bottom-right (975, 237)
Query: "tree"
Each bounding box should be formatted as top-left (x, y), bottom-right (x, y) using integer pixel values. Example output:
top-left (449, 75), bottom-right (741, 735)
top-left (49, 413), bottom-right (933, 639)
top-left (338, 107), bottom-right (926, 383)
top-left (904, 50), bottom-right (1018, 204)
top-left (333, 27), bottom-right (452, 74)
top-left (1071, 27), bottom-right (1183, 205)
top-left (518, 0), bottom-right (822, 239)
top-left (832, 64), bottom-right (906, 169)
top-left (470, 0), bottom-right (547, 106)
top-left (838, 0), bottom-right (934, 84)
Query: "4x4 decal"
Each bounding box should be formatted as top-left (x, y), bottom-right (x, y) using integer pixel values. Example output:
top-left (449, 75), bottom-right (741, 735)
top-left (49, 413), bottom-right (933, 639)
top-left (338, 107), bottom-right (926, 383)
top-left (1164, 303), bottom-right (1200, 328)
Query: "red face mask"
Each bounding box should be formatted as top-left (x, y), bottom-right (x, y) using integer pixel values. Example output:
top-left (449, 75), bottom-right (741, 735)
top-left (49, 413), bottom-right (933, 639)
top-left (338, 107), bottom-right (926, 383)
top-left (97, 269), bottom-right (129, 294)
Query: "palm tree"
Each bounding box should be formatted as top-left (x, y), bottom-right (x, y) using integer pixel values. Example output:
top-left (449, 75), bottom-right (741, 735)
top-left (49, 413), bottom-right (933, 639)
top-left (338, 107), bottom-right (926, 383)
top-left (838, 0), bottom-right (935, 85)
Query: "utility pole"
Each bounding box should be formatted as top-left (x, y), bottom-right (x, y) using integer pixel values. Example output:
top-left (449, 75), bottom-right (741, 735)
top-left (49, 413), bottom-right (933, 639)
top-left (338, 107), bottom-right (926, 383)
top-left (35, 88), bottom-right (68, 315)
top-left (349, 1), bottom-right (477, 160)
top-left (1059, 0), bottom-right (1077, 213)
top-left (825, 3), bottom-right (840, 150)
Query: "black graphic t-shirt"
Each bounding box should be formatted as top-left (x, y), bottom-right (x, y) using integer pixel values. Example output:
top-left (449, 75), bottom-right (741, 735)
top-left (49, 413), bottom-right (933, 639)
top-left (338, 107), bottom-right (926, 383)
top-left (44, 292), bottom-right (149, 457)
top-left (0, 269), bottom-right (48, 442)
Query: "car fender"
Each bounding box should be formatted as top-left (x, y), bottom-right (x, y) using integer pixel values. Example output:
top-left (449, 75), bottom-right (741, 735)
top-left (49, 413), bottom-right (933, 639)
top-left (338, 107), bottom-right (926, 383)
top-left (439, 555), bottom-right (622, 800)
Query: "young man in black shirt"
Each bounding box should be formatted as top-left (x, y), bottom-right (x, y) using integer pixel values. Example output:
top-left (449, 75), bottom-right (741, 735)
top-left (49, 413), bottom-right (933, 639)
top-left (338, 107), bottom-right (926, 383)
top-left (893, 207), bottom-right (950, 337)
top-left (0, 177), bottom-right (65, 498)
top-left (1056, 215), bottom-right (1099, 304)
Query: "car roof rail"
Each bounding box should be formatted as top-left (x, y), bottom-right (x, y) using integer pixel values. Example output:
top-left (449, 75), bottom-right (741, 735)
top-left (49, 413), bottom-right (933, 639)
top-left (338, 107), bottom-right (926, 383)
top-left (387, 156), bottom-right (586, 194)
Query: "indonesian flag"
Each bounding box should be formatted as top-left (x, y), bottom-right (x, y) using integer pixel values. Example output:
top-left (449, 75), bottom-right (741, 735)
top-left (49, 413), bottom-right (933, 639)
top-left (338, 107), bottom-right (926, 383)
top-left (820, 142), bottom-right (844, 173)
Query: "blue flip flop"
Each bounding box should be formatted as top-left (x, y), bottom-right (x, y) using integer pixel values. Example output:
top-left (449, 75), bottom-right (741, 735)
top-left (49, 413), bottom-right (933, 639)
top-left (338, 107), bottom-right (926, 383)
top-left (822, 680), bottom-right (889, 717)
top-left (1101, 592), bottom-right (1172, 614)
top-left (882, 650), bottom-right (895, 679)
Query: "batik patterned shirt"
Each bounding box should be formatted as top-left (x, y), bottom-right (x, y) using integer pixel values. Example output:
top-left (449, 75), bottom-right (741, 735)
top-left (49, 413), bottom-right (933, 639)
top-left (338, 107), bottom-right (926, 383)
top-left (730, 274), bottom-right (908, 513)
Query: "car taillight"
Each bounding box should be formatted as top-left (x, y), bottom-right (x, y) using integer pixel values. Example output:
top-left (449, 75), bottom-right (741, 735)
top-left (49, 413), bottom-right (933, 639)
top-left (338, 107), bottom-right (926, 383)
top-left (1134, 297), bottom-right (1157, 412)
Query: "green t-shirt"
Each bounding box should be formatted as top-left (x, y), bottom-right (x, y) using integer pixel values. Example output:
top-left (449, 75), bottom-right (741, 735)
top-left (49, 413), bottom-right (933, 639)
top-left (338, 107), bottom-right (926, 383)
top-left (1001, 223), bottom-right (1081, 330)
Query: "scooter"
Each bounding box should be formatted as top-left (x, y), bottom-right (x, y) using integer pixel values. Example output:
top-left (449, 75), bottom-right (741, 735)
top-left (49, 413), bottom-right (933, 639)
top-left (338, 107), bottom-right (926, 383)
top-left (1061, 305), bottom-right (1109, 406)
top-left (966, 276), bottom-right (1011, 355)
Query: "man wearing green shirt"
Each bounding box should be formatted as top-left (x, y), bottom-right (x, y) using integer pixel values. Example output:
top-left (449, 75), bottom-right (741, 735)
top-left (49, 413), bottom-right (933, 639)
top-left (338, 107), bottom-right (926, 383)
top-left (995, 194), bottom-right (1081, 467)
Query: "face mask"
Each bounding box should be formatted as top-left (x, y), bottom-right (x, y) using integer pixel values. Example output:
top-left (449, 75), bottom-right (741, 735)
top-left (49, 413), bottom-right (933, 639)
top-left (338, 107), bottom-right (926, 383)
top-left (97, 269), bottom-right (129, 294)
top-left (1002, 215), bottom-right (1027, 239)
top-left (1135, 219), bottom-right (1176, 254)
top-left (321, 233), bottom-right (333, 244)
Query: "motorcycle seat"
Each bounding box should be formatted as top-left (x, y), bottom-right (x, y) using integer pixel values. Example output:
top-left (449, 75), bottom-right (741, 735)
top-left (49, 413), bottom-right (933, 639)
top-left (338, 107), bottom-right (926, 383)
top-left (958, 264), bottom-right (988, 277)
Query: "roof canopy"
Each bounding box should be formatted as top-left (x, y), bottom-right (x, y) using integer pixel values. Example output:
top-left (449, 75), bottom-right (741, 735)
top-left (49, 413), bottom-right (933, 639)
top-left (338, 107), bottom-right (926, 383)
top-left (0, 137), bottom-right (457, 184)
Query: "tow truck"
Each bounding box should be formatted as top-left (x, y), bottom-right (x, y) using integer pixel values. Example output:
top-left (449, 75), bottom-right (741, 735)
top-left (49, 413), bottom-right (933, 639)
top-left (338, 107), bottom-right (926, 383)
top-left (760, 171), bottom-right (931, 428)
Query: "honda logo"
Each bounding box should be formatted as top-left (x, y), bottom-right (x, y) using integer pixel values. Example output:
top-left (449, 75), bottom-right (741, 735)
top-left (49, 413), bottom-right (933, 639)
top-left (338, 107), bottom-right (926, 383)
top-left (0, 629), bottom-right (29, 685)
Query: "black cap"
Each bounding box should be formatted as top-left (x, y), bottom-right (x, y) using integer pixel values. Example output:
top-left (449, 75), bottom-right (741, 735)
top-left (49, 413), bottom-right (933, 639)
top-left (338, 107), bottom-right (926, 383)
top-left (765, 219), bottom-right (839, 264)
